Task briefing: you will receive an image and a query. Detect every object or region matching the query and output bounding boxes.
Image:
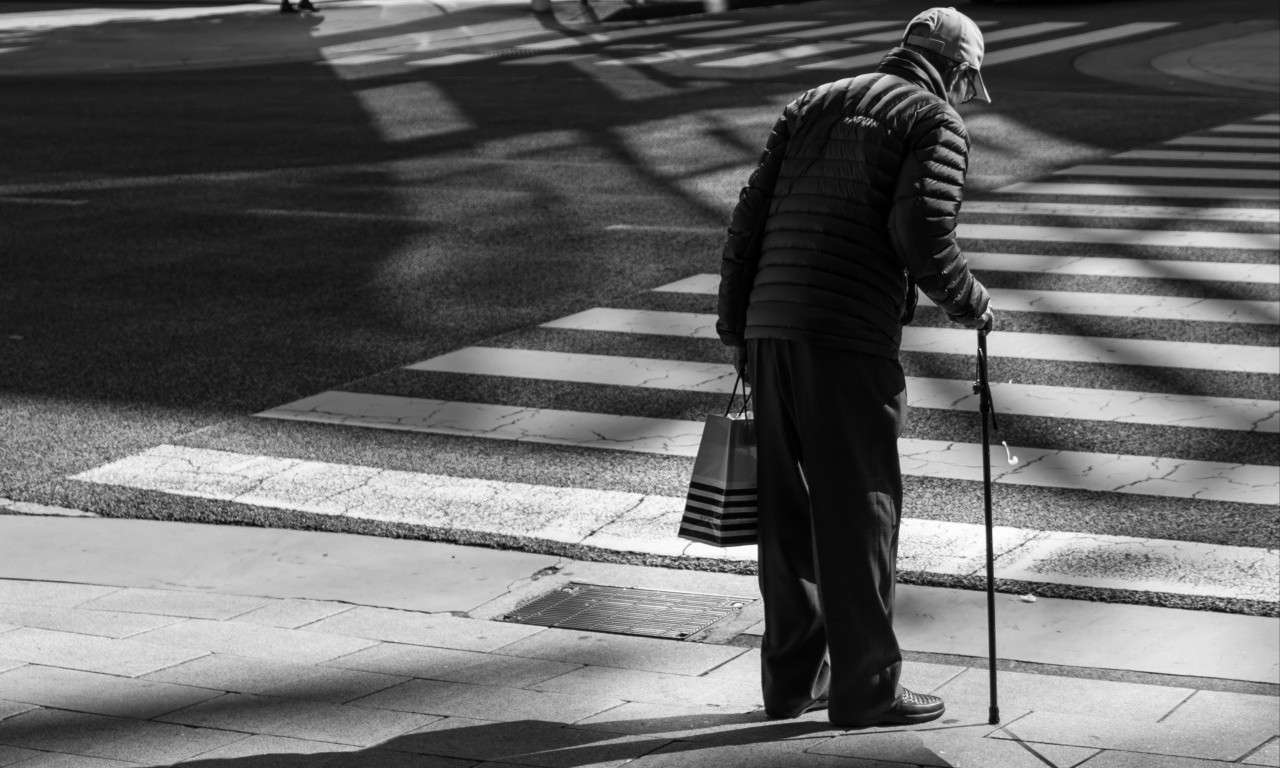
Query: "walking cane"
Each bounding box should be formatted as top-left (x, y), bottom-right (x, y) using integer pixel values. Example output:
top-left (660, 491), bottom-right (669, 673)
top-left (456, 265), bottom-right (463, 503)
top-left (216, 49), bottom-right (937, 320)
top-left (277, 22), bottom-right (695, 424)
top-left (974, 326), bottom-right (1014, 725)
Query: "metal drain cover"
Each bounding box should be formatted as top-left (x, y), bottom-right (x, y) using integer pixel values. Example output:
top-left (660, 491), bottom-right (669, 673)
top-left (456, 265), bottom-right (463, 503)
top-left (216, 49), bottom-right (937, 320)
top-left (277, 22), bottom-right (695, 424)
top-left (504, 582), bottom-right (753, 640)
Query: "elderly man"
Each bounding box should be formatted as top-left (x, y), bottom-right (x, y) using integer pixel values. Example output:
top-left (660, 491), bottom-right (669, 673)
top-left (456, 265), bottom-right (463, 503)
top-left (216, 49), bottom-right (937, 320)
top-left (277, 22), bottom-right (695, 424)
top-left (716, 7), bottom-right (995, 728)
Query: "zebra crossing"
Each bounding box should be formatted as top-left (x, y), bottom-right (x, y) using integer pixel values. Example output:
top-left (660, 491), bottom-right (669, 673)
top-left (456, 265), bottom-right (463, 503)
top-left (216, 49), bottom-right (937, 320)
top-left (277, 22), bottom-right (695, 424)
top-left (323, 15), bottom-right (1181, 73)
top-left (73, 112), bottom-right (1280, 608)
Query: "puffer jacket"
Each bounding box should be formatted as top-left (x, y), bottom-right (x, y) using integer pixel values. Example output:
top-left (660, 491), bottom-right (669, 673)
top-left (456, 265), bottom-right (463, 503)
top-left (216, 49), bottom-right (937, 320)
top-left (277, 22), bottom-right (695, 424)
top-left (716, 47), bottom-right (990, 359)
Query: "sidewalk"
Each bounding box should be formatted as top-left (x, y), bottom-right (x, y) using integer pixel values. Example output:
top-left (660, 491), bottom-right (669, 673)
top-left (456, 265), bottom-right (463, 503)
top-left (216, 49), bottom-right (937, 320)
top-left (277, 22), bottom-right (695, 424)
top-left (0, 514), bottom-right (1276, 766)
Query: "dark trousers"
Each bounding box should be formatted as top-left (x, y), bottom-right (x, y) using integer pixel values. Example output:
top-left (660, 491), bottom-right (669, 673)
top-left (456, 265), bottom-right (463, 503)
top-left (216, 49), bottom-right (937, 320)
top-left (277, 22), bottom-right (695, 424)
top-left (748, 338), bottom-right (906, 723)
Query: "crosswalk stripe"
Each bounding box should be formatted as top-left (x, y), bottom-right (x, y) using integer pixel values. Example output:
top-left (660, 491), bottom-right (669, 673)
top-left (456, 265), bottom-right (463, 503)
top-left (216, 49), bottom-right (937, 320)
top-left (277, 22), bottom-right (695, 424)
top-left (254, 393), bottom-right (1278, 506)
top-left (797, 20), bottom-right (1100, 71)
top-left (409, 346), bottom-right (1278, 432)
top-left (958, 222), bottom-right (1279, 249)
top-left (70, 445), bottom-right (1280, 599)
top-left (682, 20), bottom-right (824, 39)
top-left (651, 274), bottom-right (1278, 324)
top-left (541, 308), bottom-right (1280, 374)
top-left (1114, 150), bottom-right (1279, 164)
top-left (1054, 165), bottom-right (1280, 182)
top-left (993, 182), bottom-right (1280, 201)
top-left (981, 22), bottom-right (1177, 66)
top-left (597, 45), bottom-right (739, 66)
top-left (967, 252), bottom-right (1277, 284)
top-left (71, 444), bottom-right (1280, 599)
top-left (756, 19), bottom-right (901, 41)
top-left (962, 201), bottom-right (1280, 223)
top-left (1165, 136), bottom-right (1280, 149)
top-left (1213, 124), bottom-right (1280, 135)
top-left (694, 41), bottom-right (868, 68)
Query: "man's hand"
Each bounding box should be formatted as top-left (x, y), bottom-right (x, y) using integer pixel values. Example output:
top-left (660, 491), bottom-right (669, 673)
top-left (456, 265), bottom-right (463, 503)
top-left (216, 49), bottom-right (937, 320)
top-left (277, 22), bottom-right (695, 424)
top-left (731, 344), bottom-right (749, 383)
top-left (961, 307), bottom-right (995, 333)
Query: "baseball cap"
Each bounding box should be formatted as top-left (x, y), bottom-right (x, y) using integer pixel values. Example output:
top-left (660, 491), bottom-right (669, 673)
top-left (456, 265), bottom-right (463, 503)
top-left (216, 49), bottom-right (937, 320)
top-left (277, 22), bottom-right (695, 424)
top-left (903, 7), bottom-right (991, 103)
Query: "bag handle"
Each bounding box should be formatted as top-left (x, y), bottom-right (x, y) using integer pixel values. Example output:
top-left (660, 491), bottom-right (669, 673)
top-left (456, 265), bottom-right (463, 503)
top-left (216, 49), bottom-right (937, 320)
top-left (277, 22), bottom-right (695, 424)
top-left (724, 374), bottom-right (752, 418)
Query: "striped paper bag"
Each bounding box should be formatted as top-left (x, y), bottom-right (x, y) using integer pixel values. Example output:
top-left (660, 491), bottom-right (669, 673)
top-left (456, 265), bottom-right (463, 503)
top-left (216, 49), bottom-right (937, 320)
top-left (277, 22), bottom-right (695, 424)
top-left (679, 412), bottom-right (758, 547)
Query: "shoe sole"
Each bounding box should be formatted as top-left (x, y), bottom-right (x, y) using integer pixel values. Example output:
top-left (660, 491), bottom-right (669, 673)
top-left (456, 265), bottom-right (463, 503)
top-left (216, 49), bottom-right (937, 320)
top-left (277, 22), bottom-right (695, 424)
top-left (835, 707), bottom-right (944, 729)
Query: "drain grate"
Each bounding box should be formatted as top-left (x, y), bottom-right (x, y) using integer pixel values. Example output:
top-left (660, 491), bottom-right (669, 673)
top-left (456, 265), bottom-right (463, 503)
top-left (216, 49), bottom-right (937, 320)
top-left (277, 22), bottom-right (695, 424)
top-left (504, 582), bottom-right (752, 640)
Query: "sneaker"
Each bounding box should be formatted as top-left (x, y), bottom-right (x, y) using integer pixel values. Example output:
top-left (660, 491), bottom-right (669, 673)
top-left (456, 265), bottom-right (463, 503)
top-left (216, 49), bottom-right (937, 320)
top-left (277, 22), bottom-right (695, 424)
top-left (835, 689), bottom-right (944, 728)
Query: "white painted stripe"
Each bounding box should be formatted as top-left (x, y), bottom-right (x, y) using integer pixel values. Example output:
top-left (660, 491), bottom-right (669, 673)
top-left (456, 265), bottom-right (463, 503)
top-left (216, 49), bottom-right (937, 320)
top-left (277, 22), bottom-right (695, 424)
top-left (682, 20), bottom-right (823, 39)
top-left (254, 394), bottom-right (1278, 506)
top-left (652, 274), bottom-right (1278, 324)
top-left (759, 19), bottom-right (900, 40)
top-left (993, 182), bottom-right (1280, 201)
top-left (959, 222), bottom-right (1280, 249)
top-left (981, 21), bottom-right (1088, 41)
top-left (72, 445), bottom-right (1280, 599)
top-left (410, 346), bottom-right (1279, 432)
top-left (406, 52), bottom-right (492, 66)
top-left (981, 22), bottom-right (1178, 66)
top-left (696, 41), bottom-right (865, 69)
top-left (1259, 114), bottom-right (1280, 122)
top-left (1165, 136), bottom-right (1280, 149)
top-left (1055, 165), bottom-right (1280, 182)
top-left (963, 200), bottom-right (1280, 223)
top-left (967, 252), bottom-right (1278, 284)
top-left (517, 19), bottom-right (734, 51)
top-left (541, 308), bottom-right (1280, 373)
top-left (1213, 124), bottom-right (1280, 135)
top-left (796, 20), bottom-right (1086, 71)
top-left (598, 45), bottom-right (741, 66)
top-left (1114, 150), bottom-right (1280, 164)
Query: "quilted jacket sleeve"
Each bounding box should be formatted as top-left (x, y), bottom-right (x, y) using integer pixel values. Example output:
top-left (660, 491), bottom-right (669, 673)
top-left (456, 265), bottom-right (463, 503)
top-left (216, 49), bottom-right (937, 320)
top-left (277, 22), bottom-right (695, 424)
top-left (887, 104), bottom-right (990, 328)
top-left (716, 101), bottom-right (796, 346)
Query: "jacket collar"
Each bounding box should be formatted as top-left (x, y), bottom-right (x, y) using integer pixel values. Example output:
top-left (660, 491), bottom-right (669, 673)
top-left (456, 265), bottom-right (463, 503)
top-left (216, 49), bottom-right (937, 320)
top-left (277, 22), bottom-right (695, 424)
top-left (876, 47), bottom-right (948, 101)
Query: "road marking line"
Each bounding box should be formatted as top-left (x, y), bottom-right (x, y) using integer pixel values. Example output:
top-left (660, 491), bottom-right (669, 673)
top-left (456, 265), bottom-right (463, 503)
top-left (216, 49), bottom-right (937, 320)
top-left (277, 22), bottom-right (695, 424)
top-left (72, 445), bottom-right (1280, 599)
top-left (1213, 124), bottom-right (1280, 135)
top-left (695, 41), bottom-right (868, 68)
top-left (962, 201), bottom-right (1280, 223)
top-left (410, 346), bottom-right (1279, 432)
top-left (1114, 150), bottom-right (1279, 164)
top-left (651, 274), bottom-right (1278, 324)
top-left (958, 222), bottom-right (1279, 249)
top-left (1055, 165), bottom-right (1280, 183)
top-left (598, 45), bottom-right (741, 66)
top-left (993, 182), bottom-right (1280, 201)
top-left (1165, 136), bottom-right (1280, 149)
top-left (966, 252), bottom-right (1277, 284)
top-left (541, 308), bottom-right (1280, 374)
top-left (682, 20), bottom-right (824, 39)
top-left (252, 395), bottom-right (1278, 506)
top-left (754, 19), bottom-right (900, 41)
top-left (980, 22), bottom-right (1178, 66)
top-left (796, 20), bottom-right (1090, 71)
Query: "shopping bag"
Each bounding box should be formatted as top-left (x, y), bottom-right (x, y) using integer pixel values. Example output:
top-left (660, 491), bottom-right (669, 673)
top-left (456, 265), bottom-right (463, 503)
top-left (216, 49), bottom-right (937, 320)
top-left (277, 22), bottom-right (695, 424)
top-left (679, 381), bottom-right (758, 547)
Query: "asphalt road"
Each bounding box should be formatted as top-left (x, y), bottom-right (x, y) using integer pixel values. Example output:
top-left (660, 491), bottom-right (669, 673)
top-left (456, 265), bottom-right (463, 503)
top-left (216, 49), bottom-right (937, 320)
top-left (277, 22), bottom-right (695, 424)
top-left (1, 0), bottom-right (1277, 611)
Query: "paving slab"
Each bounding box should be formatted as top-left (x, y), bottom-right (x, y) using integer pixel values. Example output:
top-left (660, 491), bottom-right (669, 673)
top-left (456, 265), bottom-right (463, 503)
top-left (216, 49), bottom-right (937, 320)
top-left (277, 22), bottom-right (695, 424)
top-left (175, 733), bottom-right (357, 760)
top-left (304, 606), bottom-right (548, 652)
top-left (570, 701), bottom-right (826, 741)
top-left (1083, 750), bottom-right (1271, 767)
top-left (227, 598), bottom-right (355, 629)
top-left (0, 579), bottom-right (118, 608)
top-left (811, 725), bottom-right (1099, 768)
top-left (494, 627), bottom-right (747, 676)
top-left (390, 716), bottom-right (668, 765)
top-left (143, 652), bottom-right (408, 702)
top-left (994, 710), bottom-right (1273, 761)
top-left (351, 678), bottom-right (624, 723)
top-left (129, 618), bottom-right (379, 664)
top-left (78, 587), bottom-right (273, 620)
top-left (0, 708), bottom-right (246, 763)
top-left (1160, 690), bottom-right (1280, 735)
top-left (0, 664), bottom-right (219, 719)
top-left (3, 754), bottom-right (145, 768)
top-left (530, 666), bottom-right (761, 709)
top-left (0, 700), bottom-right (35, 723)
top-left (0, 516), bottom-right (557, 613)
top-left (0, 627), bottom-right (208, 677)
top-left (0, 745), bottom-right (41, 767)
top-left (0, 602), bottom-right (183, 639)
top-left (1246, 737), bottom-right (1280, 767)
top-left (324, 641), bottom-right (582, 687)
top-left (625, 736), bottom-right (898, 768)
top-left (933, 667), bottom-right (1195, 721)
